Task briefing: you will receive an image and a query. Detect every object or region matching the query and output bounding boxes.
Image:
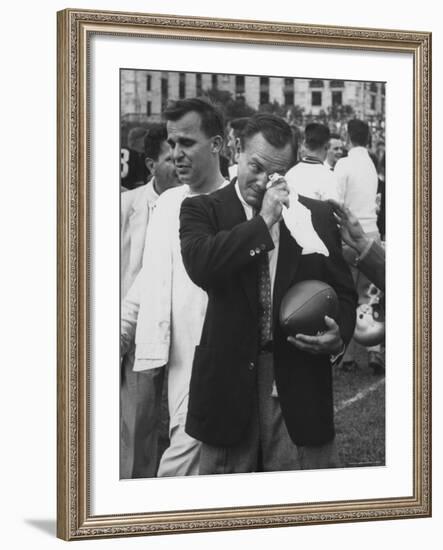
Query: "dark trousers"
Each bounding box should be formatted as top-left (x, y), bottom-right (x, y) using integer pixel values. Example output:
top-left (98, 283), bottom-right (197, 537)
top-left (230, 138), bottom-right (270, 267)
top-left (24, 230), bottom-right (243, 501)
top-left (198, 352), bottom-right (339, 475)
top-left (120, 348), bottom-right (164, 478)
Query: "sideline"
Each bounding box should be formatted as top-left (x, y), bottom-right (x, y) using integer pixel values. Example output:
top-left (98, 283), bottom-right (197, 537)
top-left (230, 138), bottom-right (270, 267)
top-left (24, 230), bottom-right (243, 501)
top-left (334, 378), bottom-right (385, 413)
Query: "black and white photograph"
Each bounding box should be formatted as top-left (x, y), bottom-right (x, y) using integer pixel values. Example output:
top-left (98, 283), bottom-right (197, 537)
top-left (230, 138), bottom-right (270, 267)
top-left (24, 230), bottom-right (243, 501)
top-left (119, 69), bottom-right (386, 480)
top-left (54, 6), bottom-right (432, 541)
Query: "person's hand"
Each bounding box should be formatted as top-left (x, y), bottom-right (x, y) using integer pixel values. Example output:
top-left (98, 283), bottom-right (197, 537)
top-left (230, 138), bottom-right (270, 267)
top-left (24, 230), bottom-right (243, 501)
top-left (328, 199), bottom-right (369, 253)
top-left (287, 315), bottom-right (343, 355)
top-left (259, 176), bottom-right (289, 228)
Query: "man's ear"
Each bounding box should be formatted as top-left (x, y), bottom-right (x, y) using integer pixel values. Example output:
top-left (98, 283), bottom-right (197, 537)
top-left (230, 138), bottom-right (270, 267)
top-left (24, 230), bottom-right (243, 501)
top-left (145, 157), bottom-right (155, 174)
top-left (211, 135), bottom-right (224, 154)
top-left (233, 137), bottom-right (242, 163)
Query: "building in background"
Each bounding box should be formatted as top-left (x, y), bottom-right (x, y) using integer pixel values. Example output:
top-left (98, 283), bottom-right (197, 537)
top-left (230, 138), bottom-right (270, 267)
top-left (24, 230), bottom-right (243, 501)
top-left (121, 70), bottom-right (385, 143)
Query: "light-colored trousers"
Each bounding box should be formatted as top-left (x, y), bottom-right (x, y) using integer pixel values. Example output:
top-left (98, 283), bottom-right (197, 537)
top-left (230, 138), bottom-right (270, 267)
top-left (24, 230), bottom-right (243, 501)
top-left (157, 412), bottom-right (201, 477)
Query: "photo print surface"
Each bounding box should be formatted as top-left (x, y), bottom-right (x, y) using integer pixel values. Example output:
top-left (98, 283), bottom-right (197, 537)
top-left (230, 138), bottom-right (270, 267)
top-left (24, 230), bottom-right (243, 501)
top-left (119, 68), bottom-right (386, 480)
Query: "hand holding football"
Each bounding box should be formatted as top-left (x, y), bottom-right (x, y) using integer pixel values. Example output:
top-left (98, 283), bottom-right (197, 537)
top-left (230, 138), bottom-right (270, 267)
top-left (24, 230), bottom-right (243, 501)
top-left (279, 280), bottom-right (339, 337)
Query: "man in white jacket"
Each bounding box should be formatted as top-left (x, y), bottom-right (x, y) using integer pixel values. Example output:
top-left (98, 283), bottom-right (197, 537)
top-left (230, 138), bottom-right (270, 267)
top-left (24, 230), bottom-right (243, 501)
top-left (120, 123), bottom-right (181, 479)
top-left (121, 98), bottom-right (229, 477)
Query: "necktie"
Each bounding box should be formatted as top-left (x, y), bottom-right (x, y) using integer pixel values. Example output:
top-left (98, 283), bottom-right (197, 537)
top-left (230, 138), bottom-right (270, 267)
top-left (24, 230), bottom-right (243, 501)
top-left (258, 251), bottom-right (273, 347)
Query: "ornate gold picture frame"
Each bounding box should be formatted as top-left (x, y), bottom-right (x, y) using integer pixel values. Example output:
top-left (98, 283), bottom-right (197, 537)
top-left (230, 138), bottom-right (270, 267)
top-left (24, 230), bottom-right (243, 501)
top-left (57, 8), bottom-right (431, 540)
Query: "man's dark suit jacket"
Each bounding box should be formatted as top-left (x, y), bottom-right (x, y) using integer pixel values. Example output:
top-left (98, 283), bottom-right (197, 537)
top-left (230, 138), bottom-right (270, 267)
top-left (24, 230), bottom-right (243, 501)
top-left (358, 241), bottom-right (385, 292)
top-left (179, 181), bottom-right (357, 448)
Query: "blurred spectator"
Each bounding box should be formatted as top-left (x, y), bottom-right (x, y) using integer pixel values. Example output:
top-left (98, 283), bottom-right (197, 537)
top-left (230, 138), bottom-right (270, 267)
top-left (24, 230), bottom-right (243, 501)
top-left (324, 133), bottom-right (344, 171)
top-left (334, 119), bottom-right (383, 373)
top-left (226, 117), bottom-right (250, 179)
top-left (120, 123), bottom-right (181, 479)
top-left (335, 120), bottom-right (379, 236)
top-left (219, 154), bottom-right (231, 179)
top-left (376, 151), bottom-right (386, 240)
top-left (285, 123), bottom-right (339, 201)
top-left (121, 127), bottom-right (150, 190)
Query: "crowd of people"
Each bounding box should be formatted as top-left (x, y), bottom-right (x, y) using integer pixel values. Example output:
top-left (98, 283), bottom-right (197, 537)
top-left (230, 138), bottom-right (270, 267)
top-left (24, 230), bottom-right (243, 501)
top-left (120, 97), bottom-right (386, 479)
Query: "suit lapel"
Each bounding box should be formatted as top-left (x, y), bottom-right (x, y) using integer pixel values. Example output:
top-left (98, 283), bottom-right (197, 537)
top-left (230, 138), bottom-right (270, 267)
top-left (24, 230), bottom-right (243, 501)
top-left (240, 257), bottom-right (259, 318)
top-left (216, 179), bottom-right (246, 227)
top-left (272, 221), bottom-right (302, 325)
top-left (216, 181), bottom-right (258, 318)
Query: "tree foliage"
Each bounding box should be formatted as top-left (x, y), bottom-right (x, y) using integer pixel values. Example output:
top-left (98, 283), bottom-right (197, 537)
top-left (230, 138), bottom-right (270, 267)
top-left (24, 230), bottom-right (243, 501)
top-left (202, 89), bottom-right (256, 120)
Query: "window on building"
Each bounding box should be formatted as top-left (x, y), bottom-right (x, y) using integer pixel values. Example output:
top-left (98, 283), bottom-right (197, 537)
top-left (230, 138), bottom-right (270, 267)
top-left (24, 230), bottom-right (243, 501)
top-left (179, 73), bottom-right (186, 99)
top-left (309, 79), bottom-right (324, 88)
top-left (161, 75), bottom-right (168, 110)
top-left (332, 91), bottom-right (342, 106)
top-left (311, 91), bottom-right (322, 106)
top-left (212, 74), bottom-right (218, 89)
top-left (235, 75), bottom-right (245, 95)
top-left (259, 76), bottom-right (270, 104)
top-left (329, 80), bottom-right (344, 88)
top-left (196, 73), bottom-right (202, 95)
top-left (284, 78), bottom-right (294, 106)
top-left (146, 74), bottom-right (152, 91)
top-left (284, 92), bottom-right (294, 106)
top-left (260, 91), bottom-right (270, 104)
top-left (146, 101), bottom-right (151, 116)
top-left (370, 94), bottom-right (377, 110)
top-left (370, 82), bottom-right (378, 93)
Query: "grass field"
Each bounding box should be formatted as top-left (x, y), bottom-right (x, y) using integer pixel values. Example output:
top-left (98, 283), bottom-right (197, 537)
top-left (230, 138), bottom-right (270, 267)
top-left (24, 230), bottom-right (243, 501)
top-left (333, 344), bottom-right (385, 468)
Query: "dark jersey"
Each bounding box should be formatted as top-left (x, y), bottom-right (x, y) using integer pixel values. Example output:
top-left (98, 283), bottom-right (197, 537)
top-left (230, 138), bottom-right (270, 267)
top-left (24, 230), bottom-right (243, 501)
top-left (120, 148), bottom-right (150, 190)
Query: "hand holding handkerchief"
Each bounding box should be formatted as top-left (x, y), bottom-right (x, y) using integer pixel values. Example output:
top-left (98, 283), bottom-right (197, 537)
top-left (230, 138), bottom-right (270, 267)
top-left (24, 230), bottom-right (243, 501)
top-left (267, 173), bottom-right (329, 257)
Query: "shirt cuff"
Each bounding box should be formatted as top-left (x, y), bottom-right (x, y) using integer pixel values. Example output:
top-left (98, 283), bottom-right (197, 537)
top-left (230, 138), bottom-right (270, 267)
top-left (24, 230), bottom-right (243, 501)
top-left (330, 343), bottom-right (346, 366)
top-left (355, 238), bottom-right (374, 265)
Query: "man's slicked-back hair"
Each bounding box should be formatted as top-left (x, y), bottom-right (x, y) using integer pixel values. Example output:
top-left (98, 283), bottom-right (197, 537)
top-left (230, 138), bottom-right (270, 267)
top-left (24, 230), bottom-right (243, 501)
top-left (128, 126), bottom-right (148, 148)
top-left (143, 123), bottom-right (168, 160)
top-left (240, 113), bottom-right (293, 152)
top-left (229, 117), bottom-right (250, 138)
top-left (347, 119), bottom-right (370, 147)
top-left (304, 123), bottom-right (331, 150)
top-left (163, 97), bottom-right (225, 139)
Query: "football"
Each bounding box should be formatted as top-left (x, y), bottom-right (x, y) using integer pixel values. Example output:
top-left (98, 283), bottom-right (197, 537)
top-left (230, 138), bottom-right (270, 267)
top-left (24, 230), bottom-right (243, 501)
top-left (279, 280), bottom-right (339, 336)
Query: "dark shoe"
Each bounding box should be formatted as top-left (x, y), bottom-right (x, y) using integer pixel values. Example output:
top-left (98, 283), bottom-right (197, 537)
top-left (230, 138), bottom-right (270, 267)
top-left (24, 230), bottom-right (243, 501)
top-left (368, 351), bottom-right (385, 376)
top-left (340, 360), bottom-right (358, 373)
top-left (370, 362), bottom-right (385, 376)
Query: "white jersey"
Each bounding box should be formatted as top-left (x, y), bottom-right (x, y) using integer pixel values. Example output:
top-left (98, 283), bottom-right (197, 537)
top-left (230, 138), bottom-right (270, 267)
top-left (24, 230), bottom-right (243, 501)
top-left (285, 159), bottom-right (339, 201)
top-left (334, 147), bottom-right (379, 234)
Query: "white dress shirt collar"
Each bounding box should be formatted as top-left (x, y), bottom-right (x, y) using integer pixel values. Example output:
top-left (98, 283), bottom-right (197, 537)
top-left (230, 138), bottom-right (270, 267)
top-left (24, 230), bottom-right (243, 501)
top-left (234, 180), bottom-right (254, 220)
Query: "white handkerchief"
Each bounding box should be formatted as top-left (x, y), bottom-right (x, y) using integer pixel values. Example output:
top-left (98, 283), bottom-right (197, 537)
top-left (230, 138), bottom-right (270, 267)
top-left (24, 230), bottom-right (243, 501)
top-left (282, 190), bottom-right (329, 256)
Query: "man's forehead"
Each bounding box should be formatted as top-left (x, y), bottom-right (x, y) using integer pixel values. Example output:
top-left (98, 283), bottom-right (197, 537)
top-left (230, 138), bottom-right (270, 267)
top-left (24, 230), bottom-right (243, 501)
top-left (167, 111), bottom-right (203, 135)
top-left (244, 132), bottom-right (292, 158)
top-left (330, 138), bottom-right (343, 147)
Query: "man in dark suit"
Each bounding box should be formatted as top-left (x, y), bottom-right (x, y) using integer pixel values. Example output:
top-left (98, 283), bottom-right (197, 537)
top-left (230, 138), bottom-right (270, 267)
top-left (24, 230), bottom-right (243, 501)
top-left (179, 114), bottom-right (357, 474)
